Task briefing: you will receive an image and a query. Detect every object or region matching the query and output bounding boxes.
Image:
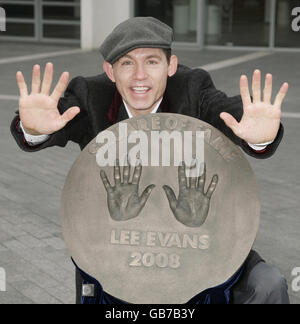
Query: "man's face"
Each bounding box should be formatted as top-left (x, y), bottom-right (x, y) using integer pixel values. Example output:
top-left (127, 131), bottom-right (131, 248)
top-left (104, 48), bottom-right (178, 117)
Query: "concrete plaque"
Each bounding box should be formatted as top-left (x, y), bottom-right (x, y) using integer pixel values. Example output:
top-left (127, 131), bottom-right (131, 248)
top-left (61, 113), bottom-right (260, 304)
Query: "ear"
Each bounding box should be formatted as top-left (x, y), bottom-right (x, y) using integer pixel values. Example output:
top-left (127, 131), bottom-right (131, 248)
top-left (168, 55), bottom-right (178, 78)
top-left (103, 61), bottom-right (115, 83)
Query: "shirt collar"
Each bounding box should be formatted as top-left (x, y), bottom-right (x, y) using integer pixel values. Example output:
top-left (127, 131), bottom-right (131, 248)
top-left (123, 98), bottom-right (163, 119)
top-left (106, 90), bottom-right (172, 124)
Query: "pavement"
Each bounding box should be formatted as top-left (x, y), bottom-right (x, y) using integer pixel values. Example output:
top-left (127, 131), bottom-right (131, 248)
top-left (0, 41), bottom-right (299, 304)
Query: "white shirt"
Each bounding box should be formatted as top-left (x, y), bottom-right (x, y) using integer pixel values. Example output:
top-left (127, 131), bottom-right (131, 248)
top-left (123, 99), bottom-right (162, 119)
top-left (20, 99), bottom-right (272, 150)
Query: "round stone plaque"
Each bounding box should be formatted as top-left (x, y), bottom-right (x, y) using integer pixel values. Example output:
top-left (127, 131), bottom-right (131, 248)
top-left (61, 113), bottom-right (260, 304)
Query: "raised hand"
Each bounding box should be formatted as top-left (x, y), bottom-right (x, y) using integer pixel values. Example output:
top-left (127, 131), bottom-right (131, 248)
top-left (100, 158), bottom-right (156, 221)
top-left (220, 70), bottom-right (289, 145)
top-left (163, 162), bottom-right (218, 228)
top-left (16, 63), bottom-right (80, 135)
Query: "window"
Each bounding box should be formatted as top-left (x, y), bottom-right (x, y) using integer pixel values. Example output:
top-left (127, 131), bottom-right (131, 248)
top-left (0, 0), bottom-right (81, 43)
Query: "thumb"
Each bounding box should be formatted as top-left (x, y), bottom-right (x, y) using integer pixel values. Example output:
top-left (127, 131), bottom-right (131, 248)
top-left (60, 106), bottom-right (80, 126)
top-left (220, 112), bottom-right (240, 134)
top-left (139, 184), bottom-right (156, 208)
top-left (162, 185), bottom-right (177, 211)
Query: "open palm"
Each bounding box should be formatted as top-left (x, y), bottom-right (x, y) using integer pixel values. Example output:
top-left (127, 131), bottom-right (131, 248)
top-left (17, 63), bottom-right (80, 135)
top-left (220, 70), bottom-right (289, 144)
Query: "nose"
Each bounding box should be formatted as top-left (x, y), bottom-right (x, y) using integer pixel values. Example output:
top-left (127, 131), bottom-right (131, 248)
top-left (134, 63), bottom-right (147, 81)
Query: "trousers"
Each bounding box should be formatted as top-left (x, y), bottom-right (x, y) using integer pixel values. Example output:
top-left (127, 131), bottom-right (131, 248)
top-left (231, 261), bottom-right (290, 304)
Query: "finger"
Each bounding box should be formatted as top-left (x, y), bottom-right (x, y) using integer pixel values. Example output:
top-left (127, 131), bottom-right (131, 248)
top-left (41, 62), bottom-right (54, 95)
top-left (252, 69), bottom-right (261, 104)
top-left (31, 65), bottom-right (41, 94)
top-left (16, 71), bottom-right (28, 97)
top-left (123, 155), bottom-right (131, 184)
top-left (114, 159), bottom-right (121, 186)
top-left (240, 75), bottom-right (252, 107)
top-left (178, 162), bottom-right (187, 190)
top-left (140, 185), bottom-right (156, 208)
top-left (59, 106), bottom-right (80, 128)
top-left (206, 175), bottom-right (219, 199)
top-left (274, 82), bottom-right (289, 108)
top-left (189, 160), bottom-right (198, 189)
top-left (220, 112), bottom-right (240, 135)
top-left (100, 170), bottom-right (113, 193)
top-left (162, 185), bottom-right (177, 211)
top-left (132, 160), bottom-right (142, 185)
top-left (263, 73), bottom-right (273, 104)
top-left (198, 163), bottom-right (206, 192)
top-left (51, 72), bottom-right (70, 102)
top-left (190, 177), bottom-right (198, 189)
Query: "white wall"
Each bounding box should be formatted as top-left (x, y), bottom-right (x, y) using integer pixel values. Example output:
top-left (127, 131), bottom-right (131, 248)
top-left (81, 0), bottom-right (131, 50)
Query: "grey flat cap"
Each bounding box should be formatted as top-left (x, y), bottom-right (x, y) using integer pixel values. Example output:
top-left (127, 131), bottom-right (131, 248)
top-left (100, 17), bottom-right (174, 64)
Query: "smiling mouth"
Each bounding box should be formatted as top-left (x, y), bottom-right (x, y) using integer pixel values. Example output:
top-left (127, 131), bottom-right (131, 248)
top-left (131, 87), bottom-right (151, 94)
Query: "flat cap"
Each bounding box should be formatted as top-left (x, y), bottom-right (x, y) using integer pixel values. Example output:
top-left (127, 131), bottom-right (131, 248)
top-left (100, 17), bottom-right (173, 64)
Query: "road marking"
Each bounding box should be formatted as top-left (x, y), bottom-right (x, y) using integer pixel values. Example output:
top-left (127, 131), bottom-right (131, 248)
top-left (282, 112), bottom-right (300, 119)
top-left (198, 52), bottom-right (273, 71)
top-left (0, 94), bottom-right (19, 101)
top-left (0, 49), bottom-right (86, 65)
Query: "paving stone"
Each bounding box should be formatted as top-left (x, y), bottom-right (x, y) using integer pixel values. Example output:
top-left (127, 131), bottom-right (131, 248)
top-left (17, 235), bottom-right (49, 248)
top-left (31, 259), bottom-right (73, 284)
top-left (0, 284), bottom-right (34, 304)
top-left (42, 237), bottom-right (67, 250)
top-left (2, 239), bottom-right (26, 251)
top-left (23, 271), bottom-right (60, 290)
top-left (16, 223), bottom-right (52, 239)
top-left (11, 280), bottom-right (61, 304)
top-left (46, 285), bottom-right (75, 304)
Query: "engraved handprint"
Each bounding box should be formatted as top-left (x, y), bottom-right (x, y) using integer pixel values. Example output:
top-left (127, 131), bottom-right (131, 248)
top-left (163, 162), bottom-right (218, 228)
top-left (100, 158), bottom-right (155, 221)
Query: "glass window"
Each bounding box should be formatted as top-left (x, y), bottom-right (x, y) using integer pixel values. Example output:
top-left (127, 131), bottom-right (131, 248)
top-left (0, 0), bottom-right (81, 42)
top-left (275, 0), bottom-right (300, 48)
top-left (205, 0), bottom-right (270, 47)
top-left (135, 0), bottom-right (198, 43)
top-left (43, 24), bottom-right (80, 39)
top-left (4, 22), bottom-right (34, 37)
top-left (0, 4), bottom-right (34, 19)
top-left (43, 6), bottom-right (80, 21)
top-left (42, 0), bottom-right (78, 2)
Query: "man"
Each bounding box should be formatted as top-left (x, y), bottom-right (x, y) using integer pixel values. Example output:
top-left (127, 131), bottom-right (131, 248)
top-left (11, 17), bottom-right (290, 304)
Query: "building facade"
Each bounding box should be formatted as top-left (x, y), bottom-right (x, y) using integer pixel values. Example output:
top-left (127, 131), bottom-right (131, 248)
top-left (0, 0), bottom-right (299, 50)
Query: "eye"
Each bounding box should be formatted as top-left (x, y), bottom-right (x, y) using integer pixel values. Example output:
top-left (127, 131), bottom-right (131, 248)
top-left (148, 60), bottom-right (158, 65)
top-left (121, 60), bottom-right (133, 66)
